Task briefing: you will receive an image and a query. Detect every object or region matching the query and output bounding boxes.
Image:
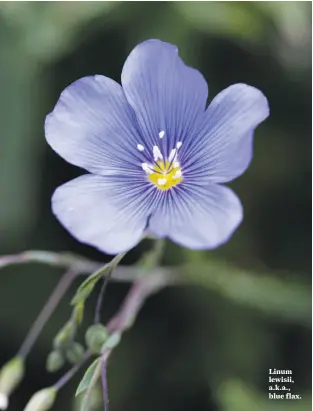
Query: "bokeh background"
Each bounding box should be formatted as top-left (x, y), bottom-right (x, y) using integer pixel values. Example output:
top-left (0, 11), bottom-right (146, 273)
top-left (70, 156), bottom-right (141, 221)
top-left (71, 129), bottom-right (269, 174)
top-left (0, 2), bottom-right (311, 411)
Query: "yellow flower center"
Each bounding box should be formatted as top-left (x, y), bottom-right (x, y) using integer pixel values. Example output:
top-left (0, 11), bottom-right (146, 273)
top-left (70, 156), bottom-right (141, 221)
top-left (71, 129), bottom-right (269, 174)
top-left (138, 131), bottom-right (183, 190)
top-left (148, 160), bottom-right (183, 190)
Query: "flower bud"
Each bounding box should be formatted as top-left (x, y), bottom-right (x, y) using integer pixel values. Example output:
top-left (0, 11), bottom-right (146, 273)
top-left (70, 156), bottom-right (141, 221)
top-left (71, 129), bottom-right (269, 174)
top-left (46, 351), bottom-right (65, 373)
top-left (53, 321), bottom-right (73, 349)
top-left (85, 324), bottom-right (108, 354)
top-left (0, 357), bottom-right (24, 409)
top-left (24, 387), bottom-right (56, 411)
top-left (65, 342), bottom-right (85, 365)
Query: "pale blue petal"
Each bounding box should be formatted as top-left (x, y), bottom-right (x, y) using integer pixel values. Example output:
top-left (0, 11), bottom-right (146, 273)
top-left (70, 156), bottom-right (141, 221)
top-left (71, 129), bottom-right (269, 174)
top-left (121, 39), bottom-right (208, 158)
top-left (181, 84), bottom-right (269, 183)
top-left (148, 183), bottom-right (243, 249)
top-left (45, 76), bottom-right (145, 177)
top-left (52, 174), bottom-right (156, 254)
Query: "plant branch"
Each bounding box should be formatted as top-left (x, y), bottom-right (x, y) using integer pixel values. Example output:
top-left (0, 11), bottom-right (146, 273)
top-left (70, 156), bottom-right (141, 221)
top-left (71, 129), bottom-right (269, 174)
top-left (0, 251), bottom-right (102, 275)
top-left (1, 250), bottom-right (310, 325)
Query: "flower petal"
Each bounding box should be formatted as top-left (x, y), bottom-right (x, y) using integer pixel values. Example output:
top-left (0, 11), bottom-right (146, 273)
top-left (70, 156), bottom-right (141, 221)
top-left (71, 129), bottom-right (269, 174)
top-left (148, 183), bottom-right (243, 250)
top-left (181, 84), bottom-right (269, 183)
top-left (45, 76), bottom-right (144, 176)
top-left (52, 174), bottom-right (155, 254)
top-left (121, 39), bottom-right (208, 157)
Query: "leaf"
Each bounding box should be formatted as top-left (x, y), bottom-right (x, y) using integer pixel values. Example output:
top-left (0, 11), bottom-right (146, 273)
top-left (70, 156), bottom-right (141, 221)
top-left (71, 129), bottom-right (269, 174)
top-left (73, 301), bottom-right (85, 326)
top-left (71, 266), bottom-right (109, 305)
top-left (71, 252), bottom-right (126, 305)
top-left (81, 359), bottom-right (102, 411)
top-left (75, 358), bottom-right (100, 398)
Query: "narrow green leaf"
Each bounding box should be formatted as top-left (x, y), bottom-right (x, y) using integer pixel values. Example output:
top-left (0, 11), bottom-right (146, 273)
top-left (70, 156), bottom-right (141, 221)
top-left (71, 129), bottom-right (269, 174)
top-left (73, 301), bottom-right (85, 326)
top-left (71, 268), bottom-right (108, 305)
top-left (75, 358), bottom-right (100, 398)
top-left (71, 253), bottom-right (126, 305)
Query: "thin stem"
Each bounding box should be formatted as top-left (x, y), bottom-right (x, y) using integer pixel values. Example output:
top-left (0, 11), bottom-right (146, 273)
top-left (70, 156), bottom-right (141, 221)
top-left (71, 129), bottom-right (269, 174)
top-left (53, 351), bottom-right (91, 390)
top-left (94, 274), bottom-right (111, 324)
top-left (18, 269), bottom-right (77, 358)
top-left (101, 358), bottom-right (109, 411)
top-left (92, 252), bottom-right (126, 324)
top-left (0, 251), bottom-right (102, 274)
top-left (0, 249), bottom-right (175, 283)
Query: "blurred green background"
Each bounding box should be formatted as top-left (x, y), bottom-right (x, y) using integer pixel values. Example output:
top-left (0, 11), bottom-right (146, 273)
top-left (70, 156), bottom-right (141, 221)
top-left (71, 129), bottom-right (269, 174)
top-left (0, 2), bottom-right (311, 410)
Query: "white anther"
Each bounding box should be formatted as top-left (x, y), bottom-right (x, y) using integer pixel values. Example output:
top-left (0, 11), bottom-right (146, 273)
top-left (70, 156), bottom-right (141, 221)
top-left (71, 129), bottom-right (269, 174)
top-left (159, 130), bottom-right (165, 139)
top-left (176, 141), bottom-right (182, 149)
top-left (0, 394), bottom-right (8, 410)
top-left (157, 178), bottom-right (167, 186)
top-left (153, 145), bottom-right (163, 161)
top-left (173, 170), bottom-right (182, 179)
top-left (137, 144), bottom-right (145, 151)
top-left (168, 148), bottom-right (177, 162)
top-left (141, 163), bottom-right (153, 174)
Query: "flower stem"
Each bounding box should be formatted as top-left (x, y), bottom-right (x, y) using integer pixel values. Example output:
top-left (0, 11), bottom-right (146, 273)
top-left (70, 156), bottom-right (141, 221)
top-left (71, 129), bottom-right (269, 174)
top-left (53, 351), bottom-right (91, 391)
top-left (93, 253), bottom-right (126, 324)
top-left (94, 276), bottom-right (110, 324)
top-left (18, 268), bottom-right (77, 358)
top-left (101, 358), bottom-right (109, 411)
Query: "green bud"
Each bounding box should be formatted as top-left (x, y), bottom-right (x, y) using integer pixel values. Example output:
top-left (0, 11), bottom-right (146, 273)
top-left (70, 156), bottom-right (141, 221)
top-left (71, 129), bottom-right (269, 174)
top-left (24, 387), bottom-right (56, 411)
top-left (53, 322), bottom-right (73, 349)
top-left (0, 357), bottom-right (24, 409)
top-left (46, 351), bottom-right (65, 373)
top-left (85, 324), bottom-right (109, 354)
top-left (65, 343), bottom-right (85, 365)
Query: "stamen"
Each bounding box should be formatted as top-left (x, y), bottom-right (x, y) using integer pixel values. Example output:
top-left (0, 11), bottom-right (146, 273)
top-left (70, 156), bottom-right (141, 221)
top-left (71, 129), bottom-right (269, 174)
top-left (157, 178), bottom-right (167, 186)
top-left (141, 163), bottom-right (153, 174)
top-left (138, 137), bottom-right (183, 190)
top-left (153, 146), bottom-right (163, 161)
top-left (168, 148), bottom-right (177, 162)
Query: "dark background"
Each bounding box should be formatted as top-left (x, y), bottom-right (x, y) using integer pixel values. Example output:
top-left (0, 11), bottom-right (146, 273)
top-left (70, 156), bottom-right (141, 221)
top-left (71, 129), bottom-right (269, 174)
top-left (0, 2), bottom-right (311, 410)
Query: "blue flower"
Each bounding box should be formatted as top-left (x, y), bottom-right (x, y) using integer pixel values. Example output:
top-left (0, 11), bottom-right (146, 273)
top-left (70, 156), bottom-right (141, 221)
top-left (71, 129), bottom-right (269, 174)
top-left (45, 39), bottom-right (269, 255)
